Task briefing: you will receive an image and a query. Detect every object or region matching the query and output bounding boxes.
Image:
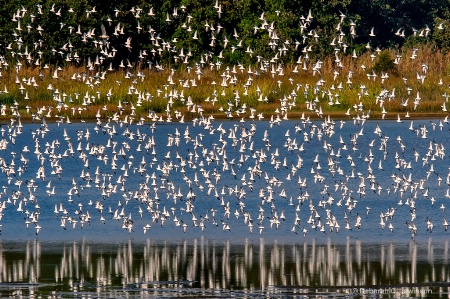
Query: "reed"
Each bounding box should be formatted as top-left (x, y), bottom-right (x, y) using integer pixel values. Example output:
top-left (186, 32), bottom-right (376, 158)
top-left (1, 45), bottom-right (449, 120)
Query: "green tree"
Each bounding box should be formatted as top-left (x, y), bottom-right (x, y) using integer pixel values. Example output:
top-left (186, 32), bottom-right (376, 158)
top-left (372, 50), bottom-right (397, 74)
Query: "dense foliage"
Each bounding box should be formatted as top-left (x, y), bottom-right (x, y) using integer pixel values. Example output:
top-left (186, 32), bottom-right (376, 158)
top-left (0, 0), bottom-right (449, 70)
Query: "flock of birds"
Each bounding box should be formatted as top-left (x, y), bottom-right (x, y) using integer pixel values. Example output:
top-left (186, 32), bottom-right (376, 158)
top-left (0, 3), bottom-right (448, 240)
top-left (0, 2), bottom-right (448, 123)
top-left (0, 113), bottom-right (449, 240)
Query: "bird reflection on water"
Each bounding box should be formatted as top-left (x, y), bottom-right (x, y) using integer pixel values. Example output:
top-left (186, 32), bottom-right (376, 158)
top-left (0, 238), bottom-right (448, 298)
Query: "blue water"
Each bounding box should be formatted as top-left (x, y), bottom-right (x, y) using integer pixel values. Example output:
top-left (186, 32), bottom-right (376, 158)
top-left (0, 117), bottom-right (449, 298)
top-left (1, 118), bottom-right (449, 242)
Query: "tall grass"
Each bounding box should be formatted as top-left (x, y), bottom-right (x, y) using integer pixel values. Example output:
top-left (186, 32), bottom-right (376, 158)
top-left (1, 45), bottom-right (449, 120)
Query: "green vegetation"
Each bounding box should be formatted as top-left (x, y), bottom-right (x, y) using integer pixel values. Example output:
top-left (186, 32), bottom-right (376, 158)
top-left (0, 0), bottom-right (448, 120)
top-left (372, 50), bottom-right (397, 74)
top-left (0, 0), bottom-right (448, 68)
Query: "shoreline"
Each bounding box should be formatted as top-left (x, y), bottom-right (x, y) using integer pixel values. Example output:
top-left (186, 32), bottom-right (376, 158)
top-left (2, 111), bottom-right (448, 124)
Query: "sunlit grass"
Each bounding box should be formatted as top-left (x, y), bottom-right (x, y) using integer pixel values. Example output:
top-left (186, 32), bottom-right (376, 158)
top-left (0, 45), bottom-right (449, 120)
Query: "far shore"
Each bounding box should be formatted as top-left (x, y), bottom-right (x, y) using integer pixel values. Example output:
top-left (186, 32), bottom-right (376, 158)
top-left (1, 111), bottom-right (448, 124)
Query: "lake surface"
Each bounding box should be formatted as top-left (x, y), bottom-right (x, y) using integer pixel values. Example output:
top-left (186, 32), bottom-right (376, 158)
top-left (0, 117), bottom-right (450, 297)
top-left (0, 238), bottom-right (448, 298)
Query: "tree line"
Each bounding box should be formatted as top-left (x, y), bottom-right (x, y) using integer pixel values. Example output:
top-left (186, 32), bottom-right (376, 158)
top-left (0, 0), bottom-right (449, 70)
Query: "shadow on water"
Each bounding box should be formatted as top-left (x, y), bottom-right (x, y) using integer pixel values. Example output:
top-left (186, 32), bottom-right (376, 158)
top-left (0, 237), bottom-right (448, 298)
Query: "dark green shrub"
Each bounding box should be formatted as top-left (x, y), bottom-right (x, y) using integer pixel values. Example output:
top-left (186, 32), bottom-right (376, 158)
top-left (372, 50), bottom-right (397, 74)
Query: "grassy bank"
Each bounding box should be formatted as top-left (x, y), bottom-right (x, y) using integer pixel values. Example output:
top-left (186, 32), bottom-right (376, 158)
top-left (0, 46), bottom-right (449, 121)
